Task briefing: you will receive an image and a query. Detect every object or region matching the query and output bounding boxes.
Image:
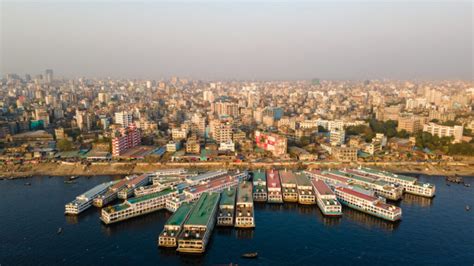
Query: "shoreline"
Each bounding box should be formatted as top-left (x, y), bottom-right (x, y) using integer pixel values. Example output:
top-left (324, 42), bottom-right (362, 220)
top-left (0, 161), bottom-right (473, 179)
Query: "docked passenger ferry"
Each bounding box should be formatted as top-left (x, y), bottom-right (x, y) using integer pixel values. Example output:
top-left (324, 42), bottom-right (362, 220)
top-left (295, 173), bottom-right (316, 205)
top-left (217, 187), bottom-right (237, 226)
top-left (311, 179), bottom-right (342, 216)
top-left (100, 188), bottom-right (178, 224)
top-left (65, 180), bottom-right (117, 215)
top-left (235, 181), bottom-right (255, 228)
top-left (266, 169), bottom-right (283, 203)
top-left (117, 173), bottom-right (151, 199)
top-left (183, 174), bottom-right (239, 202)
top-left (177, 192), bottom-right (220, 253)
top-left (305, 170), bottom-right (403, 201)
top-left (158, 202), bottom-right (194, 248)
top-left (252, 170), bottom-right (268, 202)
top-left (334, 186), bottom-right (402, 222)
top-left (352, 167), bottom-right (436, 197)
top-left (93, 177), bottom-right (132, 207)
top-left (280, 170), bottom-right (298, 202)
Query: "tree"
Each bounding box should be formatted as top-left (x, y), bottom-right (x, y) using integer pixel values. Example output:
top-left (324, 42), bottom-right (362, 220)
top-left (57, 139), bottom-right (74, 151)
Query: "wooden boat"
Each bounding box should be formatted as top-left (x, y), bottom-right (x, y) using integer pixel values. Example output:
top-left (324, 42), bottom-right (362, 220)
top-left (241, 252), bottom-right (258, 259)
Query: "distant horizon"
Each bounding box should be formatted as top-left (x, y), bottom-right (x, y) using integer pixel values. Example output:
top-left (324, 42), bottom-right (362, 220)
top-left (1, 1), bottom-right (472, 80)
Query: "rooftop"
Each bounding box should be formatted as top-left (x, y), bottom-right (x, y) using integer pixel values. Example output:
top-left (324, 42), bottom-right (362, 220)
top-left (127, 188), bottom-right (175, 204)
top-left (186, 192), bottom-right (220, 226)
top-left (252, 170), bottom-right (266, 183)
top-left (336, 186), bottom-right (377, 202)
top-left (295, 173), bottom-right (312, 187)
top-left (186, 170), bottom-right (228, 183)
top-left (311, 179), bottom-right (334, 196)
top-left (279, 170), bottom-right (296, 185)
top-left (166, 202), bottom-right (194, 226)
top-left (220, 187), bottom-right (237, 206)
top-left (79, 180), bottom-right (117, 200)
top-left (237, 181), bottom-right (253, 203)
top-left (357, 167), bottom-right (416, 182)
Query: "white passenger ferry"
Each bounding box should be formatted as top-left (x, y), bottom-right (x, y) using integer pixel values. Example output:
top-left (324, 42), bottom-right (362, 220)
top-left (65, 180), bottom-right (117, 215)
top-left (311, 179), bottom-right (342, 216)
top-left (334, 186), bottom-right (402, 222)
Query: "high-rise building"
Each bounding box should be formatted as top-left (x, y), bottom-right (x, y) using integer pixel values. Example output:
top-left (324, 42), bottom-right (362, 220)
top-left (35, 107), bottom-right (50, 127)
top-left (210, 118), bottom-right (233, 144)
top-left (330, 129), bottom-right (345, 146)
top-left (255, 130), bottom-right (287, 156)
top-left (111, 124), bottom-right (141, 156)
top-left (98, 92), bottom-right (110, 104)
top-left (45, 69), bottom-right (53, 84)
top-left (397, 116), bottom-right (424, 133)
top-left (213, 100), bottom-right (239, 118)
top-left (115, 111), bottom-right (133, 128)
top-left (423, 123), bottom-right (463, 143)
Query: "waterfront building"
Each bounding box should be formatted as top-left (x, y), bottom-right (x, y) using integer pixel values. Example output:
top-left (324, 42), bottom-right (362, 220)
top-left (332, 146), bottom-right (358, 162)
top-left (177, 192), bottom-right (220, 253)
top-left (235, 181), bottom-right (255, 228)
top-left (255, 130), bottom-right (287, 156)
top-left (423, 122), bottom-right (463, 143)
top-left (111, 124), bottom-right (141, 157)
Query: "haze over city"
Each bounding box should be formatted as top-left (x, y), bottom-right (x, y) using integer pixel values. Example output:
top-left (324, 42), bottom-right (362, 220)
top-left (1, 1), bottom-right (472, 80)
top-left (1, 1), bottom-right (474, 265)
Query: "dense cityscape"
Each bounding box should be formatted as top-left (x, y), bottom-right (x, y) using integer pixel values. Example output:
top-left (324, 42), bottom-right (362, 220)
top-left (1, 1), bottom-right (473, 264)
top-left (1, 70), bottom-right (473, 176)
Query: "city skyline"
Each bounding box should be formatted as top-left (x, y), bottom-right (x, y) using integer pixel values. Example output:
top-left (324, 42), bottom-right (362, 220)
top-left (1, 1), bottom-right (472, 80)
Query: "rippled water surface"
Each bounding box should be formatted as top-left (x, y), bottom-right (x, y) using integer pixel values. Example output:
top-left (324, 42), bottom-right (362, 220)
top-left (1, 175), bottom-right (473, 265)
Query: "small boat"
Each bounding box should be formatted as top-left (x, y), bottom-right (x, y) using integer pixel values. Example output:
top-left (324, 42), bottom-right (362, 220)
top-left (464, 183), bottom-right (471, 187)
top-left (241, 252), bottom-right (258, 259)
top-left (69, 176), bottom-right (78, 180)
top-left (24, 182), bottom-right (32, 186)
top-left (466, 205), bottom-right (471, 211)
top-left (57, 227), bottom-right (63, 235)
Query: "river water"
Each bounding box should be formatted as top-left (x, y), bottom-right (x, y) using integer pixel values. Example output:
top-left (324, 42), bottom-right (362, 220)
top-left (0, 174), bottom-right (473, 265)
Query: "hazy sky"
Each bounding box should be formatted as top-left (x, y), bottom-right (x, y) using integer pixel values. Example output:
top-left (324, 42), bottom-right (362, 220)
top-left (1, 1), bottom-right (472, 80)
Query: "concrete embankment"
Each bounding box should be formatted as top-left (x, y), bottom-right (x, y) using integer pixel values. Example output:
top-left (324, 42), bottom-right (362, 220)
top-left (0, 160), bottom-right (473, 179)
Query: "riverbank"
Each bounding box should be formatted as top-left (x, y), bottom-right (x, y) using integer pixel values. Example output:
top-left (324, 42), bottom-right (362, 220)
top-left (0, 161), bottom-right (473, 179)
